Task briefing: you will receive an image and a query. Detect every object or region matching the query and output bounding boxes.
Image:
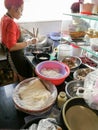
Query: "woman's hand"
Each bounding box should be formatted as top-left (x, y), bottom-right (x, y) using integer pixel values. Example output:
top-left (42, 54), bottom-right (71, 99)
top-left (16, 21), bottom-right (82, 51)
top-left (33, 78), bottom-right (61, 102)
top-left (26, 37), bottom-right (38, 46)
top-left (31, 37), bottom-right (38, 44)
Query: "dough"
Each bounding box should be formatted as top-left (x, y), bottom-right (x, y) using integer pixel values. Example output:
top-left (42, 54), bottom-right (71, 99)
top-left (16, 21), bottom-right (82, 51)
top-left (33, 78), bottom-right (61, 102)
top-left (18, 79), bottom-right (51, 110)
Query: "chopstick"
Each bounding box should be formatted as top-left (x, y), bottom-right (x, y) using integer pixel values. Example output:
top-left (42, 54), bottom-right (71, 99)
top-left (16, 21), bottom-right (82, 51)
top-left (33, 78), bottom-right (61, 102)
top-left (33, 28), bottom-right (35, 37)
top-left (36, 28), bottom-right (39, 37)
top-left (33, 27), bottom-right (39, 37)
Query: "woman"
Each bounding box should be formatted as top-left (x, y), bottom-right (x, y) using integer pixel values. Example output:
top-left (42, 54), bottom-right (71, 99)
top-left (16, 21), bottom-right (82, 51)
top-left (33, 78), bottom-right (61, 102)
top-left (1, 0), bottom-right (37, 81)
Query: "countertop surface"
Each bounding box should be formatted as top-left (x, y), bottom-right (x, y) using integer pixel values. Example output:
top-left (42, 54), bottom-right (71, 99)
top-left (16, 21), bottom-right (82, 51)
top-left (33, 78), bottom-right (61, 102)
top-left (1, 38), bottom-right (97, 129)
top-left (0, 43), bottom-right (68, 129)
top-left (0, 78), bottom-right (67, 129)
top-left (0, 48), bottom-right (96, 129)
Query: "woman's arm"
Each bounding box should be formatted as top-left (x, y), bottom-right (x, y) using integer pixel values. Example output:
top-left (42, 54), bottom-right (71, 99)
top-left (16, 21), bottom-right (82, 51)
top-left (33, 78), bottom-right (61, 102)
top-left (9, 41), bottom-right (28, 51)
top-left (9, 38), bottom-right (37, 51)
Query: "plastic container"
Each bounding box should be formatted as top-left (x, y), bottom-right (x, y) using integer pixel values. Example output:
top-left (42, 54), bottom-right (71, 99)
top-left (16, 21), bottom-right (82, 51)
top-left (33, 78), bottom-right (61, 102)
top-left (80, 3), bottom-right (94, 14)
top-left (71, 44), bottom-right (82, 56)
top-left (49, 32), bottom-right (61, 41)
top-left (35, 61), bottom-right (70, 86)
top-left (76, 86), bottom-right (98, 110)
top-left (76, 69), bottom-right (98, 110)
top-left (57, 44), bottom-right (72, 61)
top-left (92, 0), bottom-right (98, 14)
top-left (90, 38), bottom-right (98, 52)
top-left (57, 91), bottom-right (67, 109)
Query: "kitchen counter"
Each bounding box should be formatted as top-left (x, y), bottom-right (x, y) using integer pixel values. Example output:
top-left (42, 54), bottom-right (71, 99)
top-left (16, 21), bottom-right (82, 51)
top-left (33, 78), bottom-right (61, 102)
top-left (0, 42), bottom-right (75, 129)
top-left (0, 83), bottom-right (27, 129)
top-left (0, 46), bottom-right (93, 129)
top-left (1, 33), bottom-right (97, 129)
top-left (1, 32), bottom-right (98, 129)
top-left (0, 76), bottom-right (67, 129)
top-left (0, 44), bottom-right (67, 129)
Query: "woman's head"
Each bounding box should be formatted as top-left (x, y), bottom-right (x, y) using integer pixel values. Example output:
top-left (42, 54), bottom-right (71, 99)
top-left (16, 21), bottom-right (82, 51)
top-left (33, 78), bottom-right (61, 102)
top-left (71, 2), bottom-right (80, 13)
top-left (4, 0), bottom-right (24, 10)
top-left (4, 0), bottom-right (24, 19)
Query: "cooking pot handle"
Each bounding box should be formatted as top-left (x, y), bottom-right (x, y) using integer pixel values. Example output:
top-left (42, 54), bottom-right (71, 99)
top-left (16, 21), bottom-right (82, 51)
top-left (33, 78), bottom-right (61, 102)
top-left (76, 87), bottom-right (85, 97)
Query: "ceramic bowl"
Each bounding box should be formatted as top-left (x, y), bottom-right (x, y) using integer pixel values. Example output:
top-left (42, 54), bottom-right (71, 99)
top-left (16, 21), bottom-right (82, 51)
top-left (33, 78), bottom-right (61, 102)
top-left (36, 53), bottom-right (50, 62)
top-left (62, 97), bottom-right (98, 130)
top-left (49, 32), bottom-right (61, 41)
top-left (69, 31), bottom-right (85, 39)
top-left (32, 49), bottom-right (43, 56)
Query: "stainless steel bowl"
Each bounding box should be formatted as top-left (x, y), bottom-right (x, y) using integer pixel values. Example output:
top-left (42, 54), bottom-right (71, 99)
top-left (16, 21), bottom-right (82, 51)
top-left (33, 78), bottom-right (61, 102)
top-left (36, 53), bottom-right (50, 62)
top-left (73, 68), bottom-right (93, 80)
top-left (65, 80), bottom-right (84, 98)
top-left (62, 56), bottom-right (82, 72)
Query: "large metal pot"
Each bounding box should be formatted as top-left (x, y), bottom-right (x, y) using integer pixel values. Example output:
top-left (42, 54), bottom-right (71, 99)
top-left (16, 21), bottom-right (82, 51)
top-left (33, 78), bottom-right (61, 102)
top-left (26, 38), bottom-right (54, 54)
top-left (29, 36), bottom-right (48, 48)
top-left (21, 27), bottom-right (48, 47)
top-left (36, 36), bottom-right (48, 47)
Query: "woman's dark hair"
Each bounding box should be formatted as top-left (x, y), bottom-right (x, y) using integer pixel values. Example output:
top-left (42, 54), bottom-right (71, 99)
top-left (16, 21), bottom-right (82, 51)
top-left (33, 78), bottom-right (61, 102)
top-left (71, 2), bottom-right (80, 13)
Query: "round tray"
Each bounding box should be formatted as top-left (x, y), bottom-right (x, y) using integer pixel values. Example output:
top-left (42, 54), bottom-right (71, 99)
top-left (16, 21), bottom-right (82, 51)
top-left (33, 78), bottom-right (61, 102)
top-left (13, 77), bottom-right (57, 115)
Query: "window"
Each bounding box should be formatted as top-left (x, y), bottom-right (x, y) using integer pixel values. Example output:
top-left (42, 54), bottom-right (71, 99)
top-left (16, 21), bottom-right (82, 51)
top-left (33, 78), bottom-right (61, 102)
top-left (0, 0), bottom-right (79, 22)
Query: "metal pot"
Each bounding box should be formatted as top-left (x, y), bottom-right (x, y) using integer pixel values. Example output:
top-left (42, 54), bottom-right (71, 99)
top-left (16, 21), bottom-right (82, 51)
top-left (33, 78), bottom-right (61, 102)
top-left (28, 38), bottom-right (54, 54)
top-left (36, 36), bottom-right (48, 47)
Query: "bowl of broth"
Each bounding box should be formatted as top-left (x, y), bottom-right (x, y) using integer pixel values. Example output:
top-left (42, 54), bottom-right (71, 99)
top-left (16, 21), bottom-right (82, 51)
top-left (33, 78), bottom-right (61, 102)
top-left (62, 97), bottom-right (98, 130)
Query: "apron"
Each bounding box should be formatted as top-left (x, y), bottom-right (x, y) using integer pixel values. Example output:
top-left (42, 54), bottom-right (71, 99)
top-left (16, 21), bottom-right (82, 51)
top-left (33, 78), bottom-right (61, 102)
top-left (8, 27), bottom-right (33, 78)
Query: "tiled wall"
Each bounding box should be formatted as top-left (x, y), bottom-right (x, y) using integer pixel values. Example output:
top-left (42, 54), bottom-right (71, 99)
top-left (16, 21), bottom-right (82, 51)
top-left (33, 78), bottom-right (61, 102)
top-left (19, 20), bottom-right (62, 35)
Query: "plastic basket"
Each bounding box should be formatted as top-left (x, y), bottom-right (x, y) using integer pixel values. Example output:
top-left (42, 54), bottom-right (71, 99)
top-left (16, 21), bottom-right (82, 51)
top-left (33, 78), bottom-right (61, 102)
top-left (35, 61), bottom-right (70, 86)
